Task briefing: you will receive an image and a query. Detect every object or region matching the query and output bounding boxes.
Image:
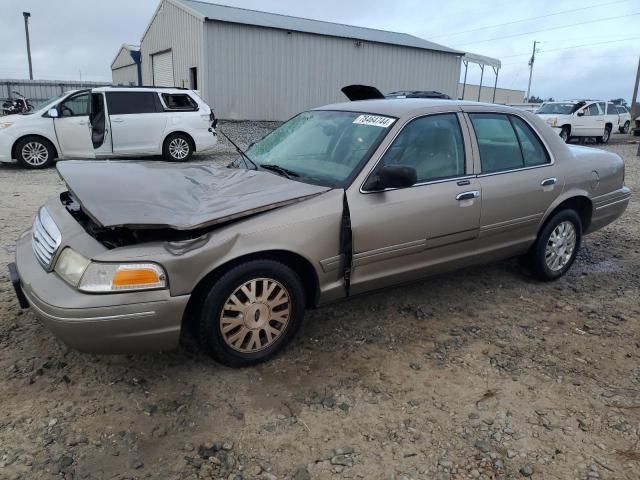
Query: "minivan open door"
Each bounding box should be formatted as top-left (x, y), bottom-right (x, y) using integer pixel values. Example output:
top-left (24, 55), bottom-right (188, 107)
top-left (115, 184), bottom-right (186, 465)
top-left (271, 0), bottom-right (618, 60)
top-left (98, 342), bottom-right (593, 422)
top-left (53, 90), bottom-right (96, 159)
top-left (341, 85), bottom-right (385, 101)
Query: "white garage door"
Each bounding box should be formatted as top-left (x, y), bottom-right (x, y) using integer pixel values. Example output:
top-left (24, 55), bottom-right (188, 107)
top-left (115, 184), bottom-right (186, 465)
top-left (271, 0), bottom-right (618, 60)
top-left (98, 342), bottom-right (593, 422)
top-left (152, 50), bottom-right (174, 87)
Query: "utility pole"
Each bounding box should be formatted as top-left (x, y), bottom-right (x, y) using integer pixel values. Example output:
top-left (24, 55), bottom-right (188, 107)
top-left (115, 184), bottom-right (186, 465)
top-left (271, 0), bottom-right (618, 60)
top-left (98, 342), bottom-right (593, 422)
top-left (631, 56), bottom-right (640, 125)
top-left (525, 40), bottom-right (539, 102)
top-left (23, 12), bottom-right (33, 80)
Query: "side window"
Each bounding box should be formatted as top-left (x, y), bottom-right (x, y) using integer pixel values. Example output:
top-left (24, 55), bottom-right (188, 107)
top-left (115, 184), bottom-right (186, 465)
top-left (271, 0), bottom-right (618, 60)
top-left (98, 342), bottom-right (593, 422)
top-left (59, 93), bottom-right (90, 117)
top-left (469, 113), bottom-right (523, 173)
top-left (161, 93), bottom-right (198, 111)
top-left (598, 102), bottom-right (606, 115)
top-left (378, 113), bottom-right (465, 183)
top-left (606, 104), bottom-right (618, 114)
top-left (510, 116), bottom-right (550, 167)
top-left (106, 92), bottom-right (161, 115)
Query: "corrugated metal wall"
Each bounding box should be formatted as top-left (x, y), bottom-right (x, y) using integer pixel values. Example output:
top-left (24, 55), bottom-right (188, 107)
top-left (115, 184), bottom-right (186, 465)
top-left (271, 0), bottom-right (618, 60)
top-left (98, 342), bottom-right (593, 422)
top-left (457, 83), bottom-right (525, 104)
top-left (0, 79), bottom-right (111, 104)
top-left (205, 22), bottom-right (462, 121)
top-left (112, 47), bottom-right (135, 69)
top-left (140, 0), bottom-right (204, 89)
top-left (112, 65), bottom-right (138, 86)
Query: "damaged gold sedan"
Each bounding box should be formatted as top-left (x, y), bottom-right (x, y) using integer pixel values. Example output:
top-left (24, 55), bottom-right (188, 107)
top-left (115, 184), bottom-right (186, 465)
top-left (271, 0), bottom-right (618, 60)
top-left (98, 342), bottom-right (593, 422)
top-left (9, 99), bottom-right (630, 366)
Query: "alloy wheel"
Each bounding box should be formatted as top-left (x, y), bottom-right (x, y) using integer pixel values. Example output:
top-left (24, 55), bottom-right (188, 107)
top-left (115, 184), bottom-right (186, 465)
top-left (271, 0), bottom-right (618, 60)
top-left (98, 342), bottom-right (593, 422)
top-left (168, 138), bottom-right (190, 160)
top-left (603, 128), bottom-right (610, 143)
top-left (219, 278), bottom-right (291, 353)
top-left (22, 142), bottom-right (49, 166)
top-left (545, 221), bottom-right (577, 272)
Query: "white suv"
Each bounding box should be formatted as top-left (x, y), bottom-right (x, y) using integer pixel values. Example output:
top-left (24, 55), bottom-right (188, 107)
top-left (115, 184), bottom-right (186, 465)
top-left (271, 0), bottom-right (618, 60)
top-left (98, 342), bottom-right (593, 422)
top-left (0, 87), bottom-right (217, 169)
top-left (536, 100), bottom-right (613, 144)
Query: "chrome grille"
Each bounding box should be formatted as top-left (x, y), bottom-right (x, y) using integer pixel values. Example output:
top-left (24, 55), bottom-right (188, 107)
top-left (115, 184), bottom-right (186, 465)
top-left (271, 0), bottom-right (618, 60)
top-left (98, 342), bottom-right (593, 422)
top-left (32, 207), bottom-right (61, 270)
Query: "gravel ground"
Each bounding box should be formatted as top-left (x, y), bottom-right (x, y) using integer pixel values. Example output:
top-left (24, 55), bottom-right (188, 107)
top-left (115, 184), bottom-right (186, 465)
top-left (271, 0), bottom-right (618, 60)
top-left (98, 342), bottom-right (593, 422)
top-left (0, 126), bottom-right (639, 480)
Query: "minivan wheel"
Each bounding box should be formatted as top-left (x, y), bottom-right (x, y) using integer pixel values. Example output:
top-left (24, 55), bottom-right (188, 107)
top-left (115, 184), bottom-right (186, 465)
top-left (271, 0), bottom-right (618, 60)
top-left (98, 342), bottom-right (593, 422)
top-left (197, 259), bottom-right (306, 367)
top-left (163, 133), bottom-right (193, 162)
top-left (15, 136), bottom-right (55, 169)
top-left (527, 210), bottom-right (582, 281)
top-left (559, 126), bottom-right (570, 143)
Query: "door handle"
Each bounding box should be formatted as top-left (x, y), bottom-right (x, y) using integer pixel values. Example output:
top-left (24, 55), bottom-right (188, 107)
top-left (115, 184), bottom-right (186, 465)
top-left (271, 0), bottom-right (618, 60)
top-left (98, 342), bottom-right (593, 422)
top-left (456, 190), bottom-right (480, 201)
top-left (111, 118), bottom-right (124, 123)
top-left (78, 120), bottom-right (88, 126)
top-left (541, 177), bottom-right (557, 187)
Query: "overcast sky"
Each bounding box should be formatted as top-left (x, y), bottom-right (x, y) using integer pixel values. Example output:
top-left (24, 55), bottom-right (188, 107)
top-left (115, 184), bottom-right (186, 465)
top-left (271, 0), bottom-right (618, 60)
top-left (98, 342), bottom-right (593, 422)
top-left (1, 0), bottom-right (638, 102)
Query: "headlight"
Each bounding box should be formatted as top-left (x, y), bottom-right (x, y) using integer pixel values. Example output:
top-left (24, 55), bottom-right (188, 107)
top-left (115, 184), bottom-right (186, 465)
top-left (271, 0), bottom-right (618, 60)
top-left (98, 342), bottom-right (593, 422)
top-left (0, 122), bottom-right (14, 129)
top-left (545, 117), bottom-right (558, 127)
top-left (54, 248), bottom-right (167, 293)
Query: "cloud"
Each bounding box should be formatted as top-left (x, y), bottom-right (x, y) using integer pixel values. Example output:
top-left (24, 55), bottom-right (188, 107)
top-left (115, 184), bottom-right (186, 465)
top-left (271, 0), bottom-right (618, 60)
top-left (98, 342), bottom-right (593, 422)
top-left (0, 0), bottom-right (636, 101)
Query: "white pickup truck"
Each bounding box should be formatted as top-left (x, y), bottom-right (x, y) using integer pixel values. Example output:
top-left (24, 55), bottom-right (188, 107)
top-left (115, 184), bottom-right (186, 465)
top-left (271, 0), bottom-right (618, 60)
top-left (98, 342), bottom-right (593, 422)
top-left (536, 100), bottom-right (615, 143)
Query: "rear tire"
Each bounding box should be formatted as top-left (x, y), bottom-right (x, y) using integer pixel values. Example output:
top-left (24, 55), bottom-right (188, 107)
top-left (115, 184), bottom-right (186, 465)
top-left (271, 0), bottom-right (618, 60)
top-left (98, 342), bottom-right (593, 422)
top-left (163, 133), bottom-right (193, 162)
top-left (598, 126), bottom-right (611, 144)
top-left (620, 121), bottom-right (630, 134)
top-left (559, 126), bottom-right (570, 143)
top-left (526, 210), bottom-right (582, 281)
top-left (15, 136), bottom-right (55, 169)
top-left (196, 259), bottom-right (306, 367)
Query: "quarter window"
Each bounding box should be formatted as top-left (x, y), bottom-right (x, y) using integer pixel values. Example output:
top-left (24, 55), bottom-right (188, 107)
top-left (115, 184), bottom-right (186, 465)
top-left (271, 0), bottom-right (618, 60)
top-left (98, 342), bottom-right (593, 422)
top-left (59, 93), bottom-right (90, 117)
top-left (106, 92), bottom-right (161, 115)
top-left (510, 116), bottom-right (550, 167)
top-left (161, 93), bottom-right (198, 111)
top-left (378, 113), bottom-right (466, 183)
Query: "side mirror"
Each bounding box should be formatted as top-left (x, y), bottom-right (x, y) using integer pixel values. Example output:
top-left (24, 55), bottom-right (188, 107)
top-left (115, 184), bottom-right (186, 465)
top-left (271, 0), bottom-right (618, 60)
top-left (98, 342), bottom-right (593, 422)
top-left (365, 164), bottom-right (417, 191)
top-left (577, 111), bottom-right (584, 117)
top-left (47, 108), bottom-right (59, 118)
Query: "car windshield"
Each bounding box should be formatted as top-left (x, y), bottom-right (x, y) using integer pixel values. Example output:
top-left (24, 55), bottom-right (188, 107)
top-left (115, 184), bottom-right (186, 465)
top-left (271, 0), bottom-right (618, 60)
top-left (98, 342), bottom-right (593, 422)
top-left (244, 110), bottom-right (394, 187)
top-left (537, 102), bottom-right (580, 115)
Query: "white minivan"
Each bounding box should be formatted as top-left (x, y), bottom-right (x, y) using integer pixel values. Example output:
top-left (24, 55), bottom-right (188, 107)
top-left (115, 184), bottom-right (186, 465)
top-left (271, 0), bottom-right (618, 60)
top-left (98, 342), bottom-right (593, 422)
top-left (0, 87), bottom-right (217, 169)
top-left (536, 100), bottom-right (614, 144)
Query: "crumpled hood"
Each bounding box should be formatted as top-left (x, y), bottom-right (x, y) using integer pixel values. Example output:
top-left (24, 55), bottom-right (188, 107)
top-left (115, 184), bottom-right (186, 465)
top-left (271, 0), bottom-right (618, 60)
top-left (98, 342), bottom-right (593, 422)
top-left (57, 160), bottom-right (331, 230)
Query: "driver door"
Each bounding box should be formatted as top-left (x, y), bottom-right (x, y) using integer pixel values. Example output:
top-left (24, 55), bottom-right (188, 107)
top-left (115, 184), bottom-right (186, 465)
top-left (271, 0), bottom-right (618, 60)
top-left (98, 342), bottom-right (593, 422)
top-left (347, 111), bottom-right (481, 294)
top-left (54, 91), bottom-right (95, 158)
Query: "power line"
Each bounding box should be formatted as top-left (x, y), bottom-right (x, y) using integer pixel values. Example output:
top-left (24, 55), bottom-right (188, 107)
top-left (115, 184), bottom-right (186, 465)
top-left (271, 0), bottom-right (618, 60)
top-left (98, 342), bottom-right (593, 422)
top-left (451, 12), bottom-right (639, 47)
top-left (498, 35), bottom-right (640, 59)
top-left (431, 0), bottom-right (629, 39)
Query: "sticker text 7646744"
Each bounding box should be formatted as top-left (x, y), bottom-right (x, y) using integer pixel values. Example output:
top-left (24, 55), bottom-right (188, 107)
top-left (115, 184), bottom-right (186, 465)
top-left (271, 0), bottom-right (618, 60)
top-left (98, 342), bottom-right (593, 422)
top-left (353, 114), bottom-right (396, 128)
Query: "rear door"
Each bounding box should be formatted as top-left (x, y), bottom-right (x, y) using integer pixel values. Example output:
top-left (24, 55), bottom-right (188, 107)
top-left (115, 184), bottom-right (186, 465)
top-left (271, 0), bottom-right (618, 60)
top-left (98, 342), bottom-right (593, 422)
top-left (53, 91), bottom-right (95, 158)
top-left (465, 110), bottom-right (560, 247)
top-left (106, 91), bottom-right (167, 154)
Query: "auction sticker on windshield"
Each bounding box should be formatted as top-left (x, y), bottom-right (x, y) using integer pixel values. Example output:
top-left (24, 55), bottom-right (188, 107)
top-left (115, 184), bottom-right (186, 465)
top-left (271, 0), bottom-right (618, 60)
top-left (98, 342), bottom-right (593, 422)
top-left (353, 114), bottom-right (396, 128)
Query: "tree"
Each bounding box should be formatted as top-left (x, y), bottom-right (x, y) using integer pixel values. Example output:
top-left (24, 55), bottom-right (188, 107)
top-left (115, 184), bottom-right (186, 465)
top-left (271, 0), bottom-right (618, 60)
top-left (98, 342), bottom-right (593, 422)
top-left (527, 95), bottom-right (544, 103)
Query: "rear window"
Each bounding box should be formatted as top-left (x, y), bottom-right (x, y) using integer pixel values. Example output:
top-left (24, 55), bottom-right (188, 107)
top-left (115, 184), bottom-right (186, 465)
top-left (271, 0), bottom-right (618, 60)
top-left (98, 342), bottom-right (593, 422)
top-left (106, 92), bottom-right (161, 115)
top-left (161, 93), bottom-right (198, 111)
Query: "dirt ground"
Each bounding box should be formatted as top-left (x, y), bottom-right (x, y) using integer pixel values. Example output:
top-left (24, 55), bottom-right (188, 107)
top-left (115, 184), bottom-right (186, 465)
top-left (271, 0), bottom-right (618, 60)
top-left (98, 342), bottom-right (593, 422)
top-left (0, 129), bottom-right (639, 480)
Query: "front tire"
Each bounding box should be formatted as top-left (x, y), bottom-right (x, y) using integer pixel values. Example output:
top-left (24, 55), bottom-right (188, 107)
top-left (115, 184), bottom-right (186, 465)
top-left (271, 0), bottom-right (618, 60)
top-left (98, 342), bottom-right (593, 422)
top-left (15, 136), bottom-right (55, 169)
top-left (527, 210), bottom-right (582, 281)
top-left (197, 259), bottom-right (306, 367)
top-left (163, 133), bottom-right (193, 162)
top-left (559, 126), bottom-right (570, 143)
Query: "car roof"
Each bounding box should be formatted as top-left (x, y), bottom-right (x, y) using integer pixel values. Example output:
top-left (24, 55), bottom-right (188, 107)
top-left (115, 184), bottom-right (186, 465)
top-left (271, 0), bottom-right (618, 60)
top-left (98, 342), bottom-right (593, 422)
top-left (314, 98), bottom-right (515, 117)
top-left (92, 86), bottom-right (193, 93)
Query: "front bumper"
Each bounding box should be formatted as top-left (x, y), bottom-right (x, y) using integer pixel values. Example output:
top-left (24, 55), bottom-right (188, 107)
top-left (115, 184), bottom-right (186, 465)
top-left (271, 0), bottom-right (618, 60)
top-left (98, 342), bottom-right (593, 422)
top-left (0, 131), bottom-right (16, 162)
top-left (12, 228), bottom-right (189, 353)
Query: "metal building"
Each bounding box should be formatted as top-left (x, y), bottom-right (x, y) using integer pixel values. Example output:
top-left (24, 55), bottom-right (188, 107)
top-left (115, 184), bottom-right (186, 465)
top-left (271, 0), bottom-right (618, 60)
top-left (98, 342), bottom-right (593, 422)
top-left (111, 44), bottom-right (142, 86)
top-left (123, 0), bottom-right (499, 120)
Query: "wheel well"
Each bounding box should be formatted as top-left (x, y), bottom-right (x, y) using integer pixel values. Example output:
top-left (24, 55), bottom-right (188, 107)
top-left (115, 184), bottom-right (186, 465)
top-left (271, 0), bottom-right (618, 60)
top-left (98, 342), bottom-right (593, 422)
top-left (11, 135), bottom-right (58, 160)
top-left (182, 250), bottom-right (320, 329)
top-left (560, 125), bottom-right (571, 133)
top-left (605, 122), bottom-right (613, 130)
top-left (545, 196), bottom-right (592, 233)
top-left (164, 131), bottom-right (196, 152)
